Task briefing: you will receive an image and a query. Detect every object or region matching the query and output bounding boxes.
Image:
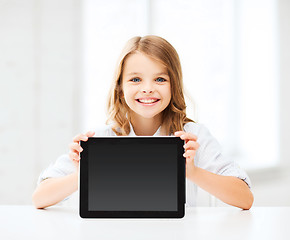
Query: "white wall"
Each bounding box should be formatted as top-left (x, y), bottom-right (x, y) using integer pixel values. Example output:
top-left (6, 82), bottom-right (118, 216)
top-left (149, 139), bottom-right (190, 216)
top-left (0, 0), bottom-right (81, 204)
top-left (247, 0), bottom-right (290, 207)
top-left (279, 0), bottom-right (290, 169)
top-left (236, 0), bottom-right (290, 207)
top-left (0, 0), bottom-right (290, 206)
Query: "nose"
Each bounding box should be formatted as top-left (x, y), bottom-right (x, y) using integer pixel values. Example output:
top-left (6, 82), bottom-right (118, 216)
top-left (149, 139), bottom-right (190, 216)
top-left (141, 81), bottom-right (154, 94)
top-left (142, 89), bottom-right (153, 93)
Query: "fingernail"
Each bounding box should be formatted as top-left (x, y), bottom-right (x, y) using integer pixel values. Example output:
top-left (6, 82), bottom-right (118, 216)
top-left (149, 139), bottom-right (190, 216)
top-left (180, 135), bottom-right (185, 139)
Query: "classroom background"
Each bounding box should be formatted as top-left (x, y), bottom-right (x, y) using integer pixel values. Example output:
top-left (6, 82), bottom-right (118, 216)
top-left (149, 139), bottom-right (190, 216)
top-left (1, 0), bottom-right (289, 206)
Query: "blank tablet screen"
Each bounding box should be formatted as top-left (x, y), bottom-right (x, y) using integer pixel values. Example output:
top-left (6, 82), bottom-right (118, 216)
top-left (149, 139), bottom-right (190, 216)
top-left (88, 142), bottom-right (177, 211)
top-left (80, 137), bottom-right (185, 218)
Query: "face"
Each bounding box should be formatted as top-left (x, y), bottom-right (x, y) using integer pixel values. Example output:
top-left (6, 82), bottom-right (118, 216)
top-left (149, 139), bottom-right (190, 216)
top-left (121, 52), bottom-right (171, 121)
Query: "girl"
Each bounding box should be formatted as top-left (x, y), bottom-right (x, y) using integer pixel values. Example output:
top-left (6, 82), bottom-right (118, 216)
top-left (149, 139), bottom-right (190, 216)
top-left (32, 35), bottom-right (254, 210)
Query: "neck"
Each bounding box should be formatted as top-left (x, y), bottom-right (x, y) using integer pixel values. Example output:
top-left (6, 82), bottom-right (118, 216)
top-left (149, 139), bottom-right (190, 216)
top-left (129, 113), bottom-right (162, 136)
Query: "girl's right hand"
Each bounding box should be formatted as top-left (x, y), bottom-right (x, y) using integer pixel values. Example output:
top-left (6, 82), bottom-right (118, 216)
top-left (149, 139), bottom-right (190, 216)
top-left (69, 131), bottom-right (95, 169)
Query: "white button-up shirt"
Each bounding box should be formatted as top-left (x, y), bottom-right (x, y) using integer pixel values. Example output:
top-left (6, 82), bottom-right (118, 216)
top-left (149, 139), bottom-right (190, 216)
top-left (38, 122), bottom-right (251, 207)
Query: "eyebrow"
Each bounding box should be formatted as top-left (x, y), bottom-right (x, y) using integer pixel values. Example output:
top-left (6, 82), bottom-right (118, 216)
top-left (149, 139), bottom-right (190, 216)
top-left (125, 72), bottom-right (169, 76)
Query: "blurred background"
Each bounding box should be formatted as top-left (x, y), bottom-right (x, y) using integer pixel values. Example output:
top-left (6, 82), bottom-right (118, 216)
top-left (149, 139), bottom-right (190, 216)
top-left (0, 0), bottom-right (289, 206)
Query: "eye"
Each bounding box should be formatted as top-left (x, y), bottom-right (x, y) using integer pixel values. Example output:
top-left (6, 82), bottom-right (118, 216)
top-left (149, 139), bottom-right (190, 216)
top-left (131, 77), bottom-right (141, 82)
top-left (156, 77), bottom-right (166, 83)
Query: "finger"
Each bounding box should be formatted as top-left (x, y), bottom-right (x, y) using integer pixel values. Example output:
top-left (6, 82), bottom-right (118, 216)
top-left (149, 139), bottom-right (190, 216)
top-left (183, 150), bottom-right (196, 163)
top-left (85, 131), bottom-right (95, 137)
top-left (70, 148), bottom-right (78, 155)
top-left (179, 132), bottom-right (197, 143)
top-left (175, 131), bottom-right (188, 143)
top-left (69, 152), bottom-right (80, 161)
top-left (69, 142), bottom-right (83, 153)
top-left (174, 131), bottom-right (185, 137)
top-left (184, 141), bottom-right (200, 151)
top-left (183, 149), bottom-right (196, 159)
top-left (73, 134), bottom-right (88, 143)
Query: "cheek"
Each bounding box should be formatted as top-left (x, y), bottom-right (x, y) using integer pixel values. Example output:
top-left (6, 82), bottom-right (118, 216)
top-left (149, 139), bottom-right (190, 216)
top-left (163, 86), bottom-right (172, 103)
top-left (122, 87), bottom-right (136, 103)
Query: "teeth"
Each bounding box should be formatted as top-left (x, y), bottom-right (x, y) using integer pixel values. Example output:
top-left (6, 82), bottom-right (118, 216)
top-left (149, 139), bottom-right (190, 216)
top-left (139, 99), bottom-right (158, 103)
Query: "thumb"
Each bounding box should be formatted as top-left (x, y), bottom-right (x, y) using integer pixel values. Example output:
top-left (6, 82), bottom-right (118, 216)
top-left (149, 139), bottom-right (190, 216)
top-left (86, 131), bottom-right (95, 137)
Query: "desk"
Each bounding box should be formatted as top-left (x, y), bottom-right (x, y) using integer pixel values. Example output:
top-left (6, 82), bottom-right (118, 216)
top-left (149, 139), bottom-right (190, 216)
top-left (0, 205), bottom-right (289, 240)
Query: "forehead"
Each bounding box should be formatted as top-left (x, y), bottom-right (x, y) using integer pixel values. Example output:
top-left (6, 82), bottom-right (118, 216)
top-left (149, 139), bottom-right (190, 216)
top-left (123, 52), bottom-right (168, 75)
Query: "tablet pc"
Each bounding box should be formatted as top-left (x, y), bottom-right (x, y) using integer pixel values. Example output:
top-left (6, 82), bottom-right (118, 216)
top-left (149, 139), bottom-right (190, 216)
top-left (79, 136), bottom-right (185, 218)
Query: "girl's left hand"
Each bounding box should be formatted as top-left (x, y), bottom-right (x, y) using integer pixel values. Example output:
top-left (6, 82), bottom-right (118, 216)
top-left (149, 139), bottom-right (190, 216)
top-left (174, 131), bottom-right (200, 176)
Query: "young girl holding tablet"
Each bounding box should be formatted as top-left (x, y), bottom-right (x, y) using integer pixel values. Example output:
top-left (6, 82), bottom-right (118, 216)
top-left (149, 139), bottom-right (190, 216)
top-left (32, 35), bottom-right (254, 210)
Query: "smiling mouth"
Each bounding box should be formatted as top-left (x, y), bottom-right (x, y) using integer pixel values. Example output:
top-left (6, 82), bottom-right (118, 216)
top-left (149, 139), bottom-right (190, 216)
top-left (136, 98), bottom-right (160, 104)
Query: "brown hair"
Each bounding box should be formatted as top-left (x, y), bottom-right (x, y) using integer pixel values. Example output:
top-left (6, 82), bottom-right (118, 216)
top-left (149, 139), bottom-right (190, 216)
top-left (106, 35), bottom-right (194, 135)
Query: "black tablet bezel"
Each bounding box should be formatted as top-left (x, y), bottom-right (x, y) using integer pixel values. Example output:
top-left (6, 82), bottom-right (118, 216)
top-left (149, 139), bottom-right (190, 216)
top-left (79, 136), bottom-right (185, 218)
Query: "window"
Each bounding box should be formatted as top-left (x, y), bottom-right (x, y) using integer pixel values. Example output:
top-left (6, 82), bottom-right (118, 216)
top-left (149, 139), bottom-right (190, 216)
top-left (82, 0), bottom-right (279, 170)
